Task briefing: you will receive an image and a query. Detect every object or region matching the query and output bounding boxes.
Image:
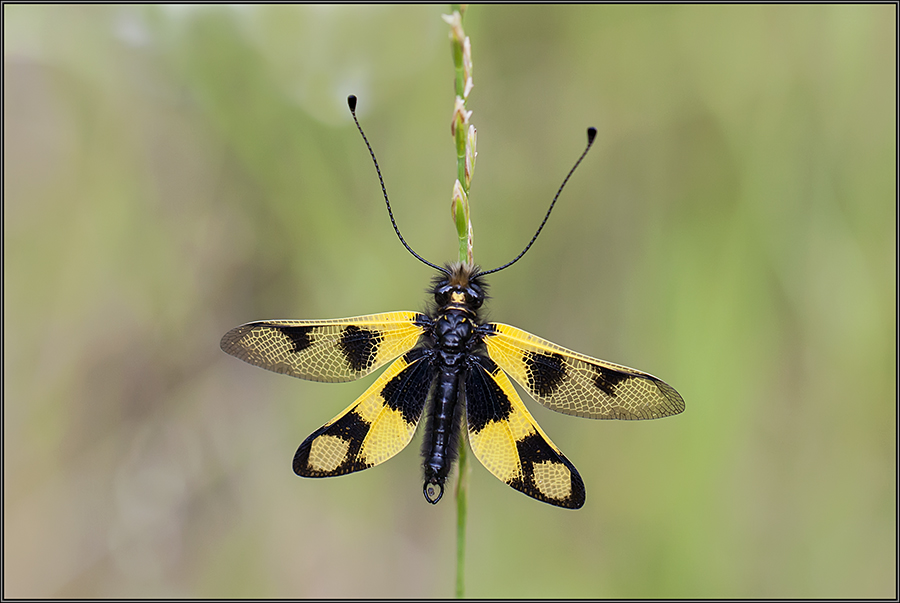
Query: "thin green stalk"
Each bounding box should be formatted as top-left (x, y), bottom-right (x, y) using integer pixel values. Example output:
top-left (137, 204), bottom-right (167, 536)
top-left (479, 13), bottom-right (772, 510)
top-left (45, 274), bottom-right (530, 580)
top-left (455, 438), bottom-right (469, 598)
top-left (444, 4), bottom-right (476, 599)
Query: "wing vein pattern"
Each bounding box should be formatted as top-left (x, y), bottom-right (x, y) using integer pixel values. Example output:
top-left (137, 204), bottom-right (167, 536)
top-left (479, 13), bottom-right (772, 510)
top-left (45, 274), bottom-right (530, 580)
top-left (294, 348), bottom-right (434, 477)
top-left (483, 323), bottom-right (684, 420)
top-left (220, 311), bottom-right (425, 382)
top-left (465, 356), bottom-right (585, 509)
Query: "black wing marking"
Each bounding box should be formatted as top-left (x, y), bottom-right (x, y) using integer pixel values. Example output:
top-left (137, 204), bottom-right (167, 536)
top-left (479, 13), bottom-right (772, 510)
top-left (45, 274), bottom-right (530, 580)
top-left (465, 355), bottom-right (585, 509)
top-left (483, 323), bottom-right (684, 420)
top-left (221, 312), bottom-right (427, 382)
top-left (294, 348), bottom-right (434, 476)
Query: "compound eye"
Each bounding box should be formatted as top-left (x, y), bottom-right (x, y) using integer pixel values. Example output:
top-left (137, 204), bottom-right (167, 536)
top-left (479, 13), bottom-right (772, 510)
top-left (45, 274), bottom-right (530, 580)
top-left (466, 292), bottom-right (483, 308)
top-left (434, 287), bottom-right (451, 306)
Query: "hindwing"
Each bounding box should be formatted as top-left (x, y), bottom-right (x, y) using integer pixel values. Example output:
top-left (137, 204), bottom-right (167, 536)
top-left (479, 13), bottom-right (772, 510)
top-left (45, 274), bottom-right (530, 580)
top-left (220, 312), bottom-right (427, 382)
top-left (483, 323), bottom-right (684, 420)
top-left (466, 355), bottom-right (585, 509)
top-left (294, 348), bottom-right (434, 477)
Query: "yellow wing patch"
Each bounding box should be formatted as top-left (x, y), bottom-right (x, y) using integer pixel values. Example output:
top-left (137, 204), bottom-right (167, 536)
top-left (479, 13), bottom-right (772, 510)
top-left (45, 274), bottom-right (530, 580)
top-left (220, 312), bottom-right (426, 383)
top-left (465, 357), bottom-right (585, 509)
top-left (294, 349), bottom-right (433, 477)
top-left (483, 323), bottom-right (684, 420)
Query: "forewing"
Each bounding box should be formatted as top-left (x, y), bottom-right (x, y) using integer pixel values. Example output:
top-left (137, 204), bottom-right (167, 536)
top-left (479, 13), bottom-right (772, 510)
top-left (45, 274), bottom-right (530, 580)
top-left (483, 323), bottom-right (684, 420)
top-left (294, 348), bottom-right (434, 477)
top-left (220, 311), bottom-right (427, 382)
top-left (465, 355), bottom-right (585, 509)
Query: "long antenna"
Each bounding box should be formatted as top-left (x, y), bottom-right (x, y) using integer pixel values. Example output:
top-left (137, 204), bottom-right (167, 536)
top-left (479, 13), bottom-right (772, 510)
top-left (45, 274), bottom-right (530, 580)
top-left (475, 127), bottom-right (597, 278)
top-left (348, 95), bottom-right (449, 275)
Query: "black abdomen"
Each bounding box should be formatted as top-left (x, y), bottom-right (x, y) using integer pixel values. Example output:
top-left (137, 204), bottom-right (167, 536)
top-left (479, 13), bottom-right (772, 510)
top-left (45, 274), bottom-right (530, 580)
top-left (421, 307), bottom-right (476, 504)
top-left (421, 365), bottom-right (464, 503)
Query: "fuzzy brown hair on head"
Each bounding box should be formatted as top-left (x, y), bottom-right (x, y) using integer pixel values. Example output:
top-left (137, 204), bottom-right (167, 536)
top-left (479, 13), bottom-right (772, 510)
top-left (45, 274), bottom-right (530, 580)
top-left (429, 262), bottom-right (488, 299)
top-left (446, 262), bottom-right (481, 288)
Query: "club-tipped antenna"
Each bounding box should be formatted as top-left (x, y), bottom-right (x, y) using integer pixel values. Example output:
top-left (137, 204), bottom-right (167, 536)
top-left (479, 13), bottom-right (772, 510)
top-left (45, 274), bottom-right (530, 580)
top-left (347, 95), bottom-right (450, 276)
top-left (475, 127), bottom-right (597, 278)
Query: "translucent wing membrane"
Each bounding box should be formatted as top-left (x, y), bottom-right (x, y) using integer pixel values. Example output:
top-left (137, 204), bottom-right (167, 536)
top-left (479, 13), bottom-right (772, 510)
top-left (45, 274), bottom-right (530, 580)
top-left (483, 323), bottom-right (684, 420)
top-left (294, 349), bottom-right (434, 477)
top-left (466, 356), bottom-right (585, 509)
top-left (220, 312), bottom-right (426, 383)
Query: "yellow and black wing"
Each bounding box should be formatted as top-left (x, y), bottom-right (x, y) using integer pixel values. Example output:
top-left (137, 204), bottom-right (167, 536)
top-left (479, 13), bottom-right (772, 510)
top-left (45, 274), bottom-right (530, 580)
top-left (220, 312), bottom-right (427, 383)
top-left (483, 323), bottom-right (684, 420)
top-left (294, 348), bottom-right (433, 477)
top-left (466, 355), bottom-right (585, 509)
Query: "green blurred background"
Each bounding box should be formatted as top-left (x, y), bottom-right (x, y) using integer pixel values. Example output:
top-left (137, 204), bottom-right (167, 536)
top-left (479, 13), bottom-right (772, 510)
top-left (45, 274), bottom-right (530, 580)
top-left (4, 4), bottom-right (895, 598)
